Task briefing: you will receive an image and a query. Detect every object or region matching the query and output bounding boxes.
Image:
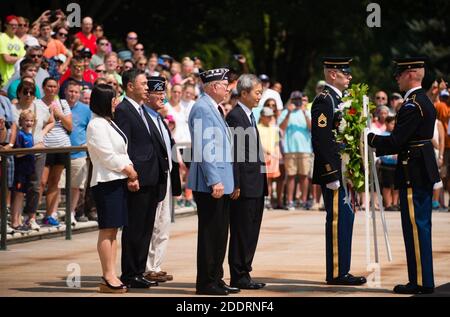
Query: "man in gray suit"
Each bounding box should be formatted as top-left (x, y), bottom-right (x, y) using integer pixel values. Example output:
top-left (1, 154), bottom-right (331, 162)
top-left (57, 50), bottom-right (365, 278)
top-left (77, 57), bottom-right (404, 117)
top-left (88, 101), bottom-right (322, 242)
top-left (188, 68), bottom-right (238, 295)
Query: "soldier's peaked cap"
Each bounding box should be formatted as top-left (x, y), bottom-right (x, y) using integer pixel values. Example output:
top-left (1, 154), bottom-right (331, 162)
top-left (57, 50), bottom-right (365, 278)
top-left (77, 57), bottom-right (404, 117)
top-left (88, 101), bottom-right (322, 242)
top-left (393, 56), bottom-right (428, 76)
top-left (322, 57), bottom-right (352, 73)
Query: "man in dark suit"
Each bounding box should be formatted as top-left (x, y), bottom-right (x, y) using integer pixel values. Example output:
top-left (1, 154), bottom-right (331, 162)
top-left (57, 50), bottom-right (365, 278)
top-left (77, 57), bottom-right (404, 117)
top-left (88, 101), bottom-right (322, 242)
top-left (226, 74), bottom-right (268, 290)
top-left (369, 57), bottom-right (439, 294)
top-left (143, 76), bottom-right (182, 283)
top-left (114, 69), bottom-right (163, 288)
top-left (311, 57), bottom-right (366, 286)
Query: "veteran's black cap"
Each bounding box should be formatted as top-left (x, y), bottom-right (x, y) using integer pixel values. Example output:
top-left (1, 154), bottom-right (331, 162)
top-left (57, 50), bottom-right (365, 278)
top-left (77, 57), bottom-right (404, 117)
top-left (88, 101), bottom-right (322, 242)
top-left (199, 68), bottom-right (230, 84)
top-left (393, 56), bottom-right (427, 76)
top-left (147, 76), bottom-right (166, 92)
top-left (322, 57), bottom-right (352, 73)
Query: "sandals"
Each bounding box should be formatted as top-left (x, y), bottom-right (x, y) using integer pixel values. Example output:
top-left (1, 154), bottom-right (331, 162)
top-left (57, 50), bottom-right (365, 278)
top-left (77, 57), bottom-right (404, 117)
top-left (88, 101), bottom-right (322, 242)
top-left (98, 277), bottom-right (128, 294)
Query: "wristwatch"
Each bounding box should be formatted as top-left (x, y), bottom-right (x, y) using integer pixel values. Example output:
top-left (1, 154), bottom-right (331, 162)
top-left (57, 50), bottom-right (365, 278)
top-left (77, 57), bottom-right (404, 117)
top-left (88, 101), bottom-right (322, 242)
top-left (8, 143), bottom-right (14, 148)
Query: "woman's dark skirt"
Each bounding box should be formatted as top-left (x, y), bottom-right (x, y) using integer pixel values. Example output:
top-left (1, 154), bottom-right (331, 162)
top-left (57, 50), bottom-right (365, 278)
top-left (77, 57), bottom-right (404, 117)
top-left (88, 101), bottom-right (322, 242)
top-left (92, 178), bottom-right (128, 229)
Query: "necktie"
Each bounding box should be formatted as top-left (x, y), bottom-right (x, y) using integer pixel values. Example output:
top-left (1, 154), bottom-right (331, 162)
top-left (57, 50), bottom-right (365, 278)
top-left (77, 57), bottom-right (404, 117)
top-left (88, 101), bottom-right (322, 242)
top-left (217, 105), bottom-right (225, 118)
top-left (250, 112), bottom-right (256, 128)
top-left (157, 115), bottom-right (173, 171)
top-left (139, 106), bottom-right (150, 133)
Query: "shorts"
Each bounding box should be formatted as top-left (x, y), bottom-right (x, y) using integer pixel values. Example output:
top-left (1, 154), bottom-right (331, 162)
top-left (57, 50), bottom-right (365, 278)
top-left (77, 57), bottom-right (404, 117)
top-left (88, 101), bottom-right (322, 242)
top-left (179, 147), bottom-right (191, 169)
top-left (58, 157), bottom-right (88, 189)
top-left (284, 152), bottom-right (312, 176)
top-left (440, 148), bottom-right (450, 179)
top-left (45, 153), bottom-right (67, 166)
top-left (11, 173), bottom-right (31, 193)
top-left (379, 164), bottom-right (396, 189)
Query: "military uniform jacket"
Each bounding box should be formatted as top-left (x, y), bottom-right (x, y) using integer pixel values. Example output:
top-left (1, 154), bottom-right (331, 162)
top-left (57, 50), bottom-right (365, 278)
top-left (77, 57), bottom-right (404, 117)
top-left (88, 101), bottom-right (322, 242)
top-left (370, 88), bottom-right (440, 188)
top-left (311, 85), bottom-right (342, 185)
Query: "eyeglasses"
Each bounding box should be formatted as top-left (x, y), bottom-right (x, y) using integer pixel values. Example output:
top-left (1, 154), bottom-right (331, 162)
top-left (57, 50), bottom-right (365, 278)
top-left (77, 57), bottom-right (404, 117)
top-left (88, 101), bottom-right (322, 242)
top-left (95, 69), bottom-right (107, 74)
top-left (127, 36), bottom-right (138, 40)
top-left (337, 71), bottom-right (351, 77)
top-left (57, 32), bottom-right (68, 37)
top-left (215, 82), bottom-right (229, 90)
top-left (21, 90), bottom-right (34, 96)
top-left (8, 23), bottom-right (18, 28)
top-left (30, 54), bottom-right (43, 58)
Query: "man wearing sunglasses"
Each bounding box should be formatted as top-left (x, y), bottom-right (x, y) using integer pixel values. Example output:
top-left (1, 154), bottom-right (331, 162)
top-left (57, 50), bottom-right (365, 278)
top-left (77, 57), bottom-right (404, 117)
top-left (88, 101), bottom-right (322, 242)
top-left (1, 45), bottom-right (49, 98)
top-left (311, 57), bottom-right (367, 287)
top-left (368, 57), bottom-right (439, 294)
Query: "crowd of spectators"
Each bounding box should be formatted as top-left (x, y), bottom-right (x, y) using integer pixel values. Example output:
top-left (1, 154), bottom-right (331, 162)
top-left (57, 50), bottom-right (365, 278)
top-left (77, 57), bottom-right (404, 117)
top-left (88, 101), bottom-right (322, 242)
top-left (1, 10), bottom-right (449, 234)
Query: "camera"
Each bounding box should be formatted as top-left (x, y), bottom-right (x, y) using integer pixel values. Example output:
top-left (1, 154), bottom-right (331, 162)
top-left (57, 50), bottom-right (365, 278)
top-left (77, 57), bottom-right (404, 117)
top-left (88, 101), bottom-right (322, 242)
top-left (49, 10), bottom-right (58, 22)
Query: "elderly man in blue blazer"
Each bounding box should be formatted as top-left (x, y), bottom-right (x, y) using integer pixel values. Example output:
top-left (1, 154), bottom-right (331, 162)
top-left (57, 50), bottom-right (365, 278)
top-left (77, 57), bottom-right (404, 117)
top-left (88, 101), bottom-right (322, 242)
top-left (188, 68), bottom-right (237, 296)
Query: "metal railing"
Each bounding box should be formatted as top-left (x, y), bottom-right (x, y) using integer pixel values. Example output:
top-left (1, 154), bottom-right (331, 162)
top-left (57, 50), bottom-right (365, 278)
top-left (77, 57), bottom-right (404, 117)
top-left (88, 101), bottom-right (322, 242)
top-left (1, 142), bottom-right (194, 250)
top-left (0, 146), bottom-right (87, 250)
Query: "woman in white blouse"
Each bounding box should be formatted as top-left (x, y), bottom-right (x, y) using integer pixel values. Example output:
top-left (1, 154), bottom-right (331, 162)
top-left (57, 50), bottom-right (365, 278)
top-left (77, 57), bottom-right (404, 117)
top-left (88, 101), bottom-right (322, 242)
top-left (87, 84), bottom-right (138, 293)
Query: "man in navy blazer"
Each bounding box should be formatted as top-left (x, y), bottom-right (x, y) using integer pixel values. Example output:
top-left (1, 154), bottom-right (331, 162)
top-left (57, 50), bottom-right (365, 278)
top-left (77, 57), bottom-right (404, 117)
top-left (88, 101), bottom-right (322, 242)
top-left (226, 74), bottom-right (268, 290)
top-left (114, 69), bottom-right (163, 289)
top-left (187, 68), bottom-right (235, 295)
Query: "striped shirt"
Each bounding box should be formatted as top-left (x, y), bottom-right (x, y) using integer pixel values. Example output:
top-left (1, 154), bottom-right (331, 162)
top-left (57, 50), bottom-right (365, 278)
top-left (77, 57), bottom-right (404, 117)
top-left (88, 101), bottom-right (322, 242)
top-left (41, 99), bottom-right (71, 148)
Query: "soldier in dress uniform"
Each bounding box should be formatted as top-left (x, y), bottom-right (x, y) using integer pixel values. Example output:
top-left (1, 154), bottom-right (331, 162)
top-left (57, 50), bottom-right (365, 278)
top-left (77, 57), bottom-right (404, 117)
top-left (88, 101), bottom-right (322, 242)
top-left (368, 57), bottom-right (439, 294)
top-left (311, 57), bottom-right (367, 286)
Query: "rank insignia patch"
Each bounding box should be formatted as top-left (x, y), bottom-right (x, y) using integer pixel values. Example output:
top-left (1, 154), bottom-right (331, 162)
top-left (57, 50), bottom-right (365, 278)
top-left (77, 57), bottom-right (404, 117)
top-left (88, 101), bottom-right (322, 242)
top-left (318, 113), bottom-right (327, 128)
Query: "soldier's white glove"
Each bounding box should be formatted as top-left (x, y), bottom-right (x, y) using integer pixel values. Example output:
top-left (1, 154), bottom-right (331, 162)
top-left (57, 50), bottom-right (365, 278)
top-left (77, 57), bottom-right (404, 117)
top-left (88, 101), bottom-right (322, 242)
top-left (326, 180), bottom-right (340, 190)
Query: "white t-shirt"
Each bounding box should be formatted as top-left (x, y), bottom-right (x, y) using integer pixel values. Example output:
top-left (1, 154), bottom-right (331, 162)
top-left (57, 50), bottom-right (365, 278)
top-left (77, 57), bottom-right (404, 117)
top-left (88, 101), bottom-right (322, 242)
top-left (12, 100), bottom-right (52, 144)
top-left (167, 101), bottom-right (191, 144)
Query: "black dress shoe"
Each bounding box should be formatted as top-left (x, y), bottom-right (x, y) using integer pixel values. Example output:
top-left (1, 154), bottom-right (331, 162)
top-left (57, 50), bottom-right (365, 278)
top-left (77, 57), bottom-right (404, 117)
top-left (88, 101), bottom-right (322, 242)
top-left (231, 281), bottom-right (265, 290)
top-left (124, 276), bottom-right (159, 288)
top-left (196, 284), bottom-right (229, 296)
top-left (218, 280), bottom-right (240, 293)
top-left (393, 283), bottom-right (434, 294)
top-left (327, 274), bottom-right (367, 286)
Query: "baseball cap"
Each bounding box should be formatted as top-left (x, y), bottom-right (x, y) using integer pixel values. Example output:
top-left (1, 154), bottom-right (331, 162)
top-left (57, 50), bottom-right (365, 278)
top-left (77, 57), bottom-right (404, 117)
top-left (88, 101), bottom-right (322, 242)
top-left (391, 92), bottom-right (402, 100)
top-left (260, 107), bottom-right (274, 117)
top-left (290, 90), bottom-right (303, 99)
top-left (440, 89), bottom-right (449, 98)
top-left (54, 54), bottom-right (67, 63)
top-left (5, 15), bottom-right (18, 24)
top-left (259, 74), bottom-right (270, 82)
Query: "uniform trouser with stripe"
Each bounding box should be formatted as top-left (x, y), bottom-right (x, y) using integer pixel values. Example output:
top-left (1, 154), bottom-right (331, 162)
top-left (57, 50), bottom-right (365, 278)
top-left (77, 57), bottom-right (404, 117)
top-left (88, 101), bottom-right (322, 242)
top-left (321, 185), bottom-right (355, 282)
top-left (399, 186), bottom-right (434, 288)
top-left (146, 175), bottom-right (172, 273)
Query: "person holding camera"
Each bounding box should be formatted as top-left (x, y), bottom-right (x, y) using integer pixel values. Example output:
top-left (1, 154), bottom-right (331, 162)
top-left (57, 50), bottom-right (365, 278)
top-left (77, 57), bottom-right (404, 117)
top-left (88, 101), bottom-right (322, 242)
top-left (278, 90), bottom-right (312, 210)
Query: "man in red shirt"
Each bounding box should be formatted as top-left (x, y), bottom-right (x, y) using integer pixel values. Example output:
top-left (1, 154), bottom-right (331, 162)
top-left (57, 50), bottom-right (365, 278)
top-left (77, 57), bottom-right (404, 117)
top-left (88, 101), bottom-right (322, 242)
top-left (75, 17), bottom-right (97, 55)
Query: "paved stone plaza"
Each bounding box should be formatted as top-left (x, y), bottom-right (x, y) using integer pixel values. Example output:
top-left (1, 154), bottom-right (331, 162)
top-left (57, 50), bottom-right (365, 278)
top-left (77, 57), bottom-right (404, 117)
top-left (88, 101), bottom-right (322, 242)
top-left (1, 210), bottom-right (449, 297)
